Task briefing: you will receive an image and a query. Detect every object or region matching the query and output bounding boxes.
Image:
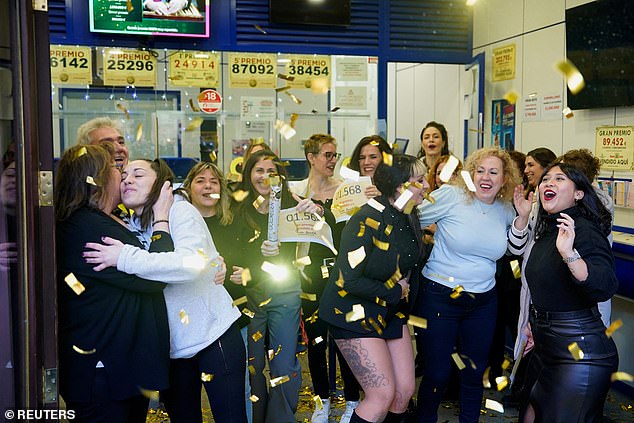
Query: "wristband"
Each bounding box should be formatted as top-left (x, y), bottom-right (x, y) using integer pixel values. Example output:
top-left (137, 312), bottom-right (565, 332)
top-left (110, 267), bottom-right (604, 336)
top-left (563, 248), bottom-right (581, 263)
top-left (152, 219), bottom-right (169, 226)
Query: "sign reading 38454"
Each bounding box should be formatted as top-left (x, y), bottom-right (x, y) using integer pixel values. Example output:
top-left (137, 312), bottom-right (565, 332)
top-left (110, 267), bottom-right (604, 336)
top-left (102, 48), bottom-right (157, 87)
top-left (286, 55), bottom-right (331, 89)
top-left (50, 45), bottom-right (93, 85)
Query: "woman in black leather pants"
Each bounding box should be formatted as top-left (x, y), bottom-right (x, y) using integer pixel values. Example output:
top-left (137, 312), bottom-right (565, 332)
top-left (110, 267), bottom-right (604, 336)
top-left (510, 162), bottom-right (618, 422)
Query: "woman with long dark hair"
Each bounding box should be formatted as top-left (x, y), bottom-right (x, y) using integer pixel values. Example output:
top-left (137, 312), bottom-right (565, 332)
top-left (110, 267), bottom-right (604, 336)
top-left (510, 163), bottom-right (618, 422)
top-left (348, 135), bottom-right (393, 198)
top-left (416, 121), bottom-right (450, 169)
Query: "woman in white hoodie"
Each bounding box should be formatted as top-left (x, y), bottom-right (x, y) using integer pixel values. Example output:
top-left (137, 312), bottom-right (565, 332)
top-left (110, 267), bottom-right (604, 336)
top-left (84, 159), bottom-right (246, 423)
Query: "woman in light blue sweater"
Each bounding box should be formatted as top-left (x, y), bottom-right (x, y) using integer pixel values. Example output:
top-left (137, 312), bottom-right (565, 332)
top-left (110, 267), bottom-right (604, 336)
top-left (415, 147), bottom-right (522, 423)
top-left (84, 159), bottom-right (245, 423)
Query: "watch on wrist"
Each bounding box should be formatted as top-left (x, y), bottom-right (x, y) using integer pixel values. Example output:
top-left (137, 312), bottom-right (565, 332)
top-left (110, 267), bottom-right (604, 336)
top-left (563, 248), bottom-right (581, 263)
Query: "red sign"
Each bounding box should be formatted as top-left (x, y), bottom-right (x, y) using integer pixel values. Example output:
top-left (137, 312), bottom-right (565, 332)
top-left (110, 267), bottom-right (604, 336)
top-left (197, 89), bottom-right (222, 114)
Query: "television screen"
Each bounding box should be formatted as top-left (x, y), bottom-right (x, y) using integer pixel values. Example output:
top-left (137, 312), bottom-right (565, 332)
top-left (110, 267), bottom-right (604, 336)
top-left (565, 0), bottom-right (634, 109)
top-left (89, 0), bottom-right (209, 38)
top-left (269, 0), bottom-right (350, 26)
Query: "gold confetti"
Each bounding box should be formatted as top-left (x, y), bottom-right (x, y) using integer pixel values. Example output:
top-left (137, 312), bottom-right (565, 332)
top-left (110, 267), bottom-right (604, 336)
top-left (277, 73), bottom-right (295, 81)
top-left (502, 358), bottom-right (511, 370)
top-left (72, 345), bottom-right (96, 355)
top-left (395, 312), bottom-right (405, 319)
top-left (338, 289), bottom-right (348, 298)
top-left (382, 151), bottom-right (393, 166)
top-left (242, 308), bottom-right (255, 318)
top-left (496, 376), bottom-right (509, 391)
top-left (331, 106), bottom-right (340, 112)
top-left (293, 256), bottom-right (311, 267)
top-left (312, 336), bottom-right (324, 345)
top-left (126, 0), bottom-right (134, 12)
top-left (300, 292), bottom-right (317, 301)
top-left (189, 98), bottom-right (200, 112)
top-left (306, 310), bottom-right (319, 324)
top-left (201, 372), bottom-right (214, 382)
top-left (150, 234), bottom-right (162, 241)
top-left (611, 372), bottom-right (634, 382)
top-left (562, 107), bottom-right (574, 119)
top-left (452, 352), bottom-right (466, 370)
top-left (252, 331), bottom-right (263, 342)
top-left (568, 342), bottom-right (584, 360)
top-left (179, 309), bottom-right (190, 325)
top-left (254, 24), bottom-right (267, 34)
top-left (384, 225), bottom-right (393, 236)
top-left (377, 314), bottom-right (386, 327)
top-left (372, 237), bottom-right (389, 251)
top-left (555, 59), bottom-right (585, 94)
top-left (232, 296), bottom-right (248, 307)
top-left (232, 190), bottom-right (249, 202)
top-left (357, 222), bottom-right (366, 237)
top-left (365, 217), bottom-right (380, 230)
top-left (347, 246), bottom-right (366, 269)
top-left (313, 395), bottom-right (324, 410)
top-left (360, 320), bottom-right (371, 331)
top-left (64, 273), bottom-right (85, 295)
top-left (285, 91), bottom-right (302, 104)
top-left (450, 285), bottom-right (465, 299)
top-left (368, 317), bottom-right (383, 335)
top-left (247, 230), bottom-right (261, 243)
top-left (334, 308), bottom-right (343, 315)
top-left (139, 388), bottom-right (160, 401)
top-left (483, 367), bottom-right (492, 389)
top-left (249, 394), bottom-right (259, 402)
top-left (258, 298), bottom-right (272, 307)
top-left (289, 113), bottom-right (299, 128)
top-left (375, 297), bottom-right (387, 307)
top-left (510, 260), bottom-right (521, 279)
top-left (335, 271), bottom-right (345, 288)
top-left (423, 192), bottom-right (436, 204)
top-left (185, 117), bottom-right (204, 132)
top-left (407, 315), bottom-right (428, 329)
top-left (116, 102), bottom-right (130, 119)
top-left (86, 176), bottom-right (98, 186)
top-left (75, 146), bottom-right (87, 159)
top-left (320, 265), bottom-right (330, 279)
top-left (345, 304), bottom-right (365, 322)
top-left (242, 268), bottom-right (252, 286)
top-left (485, 398), bottom-right (504, 413)
top-left (135, 123), bottom-right (143, 141)
top-left (209, 151), bottom-right (217, 162)
top-left (269, 375), bottom-right (291, 387)
top-left (275, 86), bottom-right (291, 93)
top-left (503, 90), bottom-right (519, 105)
top-left (605, 319), bottom-right (623, 338)
top-left (252, 195), bottom-right (266, 209)
top-left (248, 364), bottom-right (256, 375)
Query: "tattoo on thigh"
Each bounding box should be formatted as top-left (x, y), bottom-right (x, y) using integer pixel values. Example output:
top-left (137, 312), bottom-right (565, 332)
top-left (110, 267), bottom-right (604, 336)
top-left (337, 339), bottom-right (387, 389)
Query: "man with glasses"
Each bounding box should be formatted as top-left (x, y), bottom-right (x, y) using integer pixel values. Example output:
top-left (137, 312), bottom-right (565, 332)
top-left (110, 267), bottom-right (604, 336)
top-left (77, 117), bottom-right (129, 169)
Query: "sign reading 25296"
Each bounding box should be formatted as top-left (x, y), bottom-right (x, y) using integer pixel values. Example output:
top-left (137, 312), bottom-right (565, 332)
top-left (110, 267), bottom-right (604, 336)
top-left (102, 48), bottom-right (157, 87)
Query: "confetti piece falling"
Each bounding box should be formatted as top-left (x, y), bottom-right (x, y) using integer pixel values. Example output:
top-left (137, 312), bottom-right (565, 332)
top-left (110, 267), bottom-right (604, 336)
top-left (555, 59), bottom-right (585, 94)
top-left (285, 91), bottom-right (302, 105)
top-left (338, 290), bottom-right (348, 298)
top-left (261, 261), bottom-right (289, 280)
top-left (179, 309), bottom-right (190, 325)
top-left (253, 195), bottom-right (266, 209)
top-left (289, 113), bottom-right (299, 128)
top-left (64, 273), bottom-right (85, 295)
top-left (394, 188), bottom-right (414, 211)
top-left (495, 376), bottom-right (509, 391)
top-left (439, 155), bottom-right (460, 183)
top-left (345, 304), bottom-right (365, 322)
top-left (72, 345), bottom-right (96, 355)
top-left (320, 265), bottom-right (329, 279)
top-left (605, 319), bottom-right (622, 338)
top-left (242, 308), bottom-right (255, 318)
top-left (375, 297), bottom-right (387, 307)
top-left (277, 73), bottom-right (295, 81)
top-left (485, 398), bottom-right (504, 413)
top-left (185, 117), bottom-right (204, 132)
top-left (483, 367), bottom-right (492, 389)
top-left (357, 222), bottom-right (366, 237)
top-left (461, 170), bottom-right (477, 192)
top-left (562, 107), bottom-right (574, 119)
top-left (86, 176), bottom-right (97, 186)
top-left (274, 119), bottom-right (297, 140)
top-left (366, 198), bottom-right (385, 212)
top-left (335, 271), bottom-right (345, 288)
top-left (503, 90), bottom-right (519, 105)
top-left (189, 98), bottom-right (200, 112)
top-left (232, 190), bottom-right (249, 202)
top-left (334, 308), bottom-right (343, 315)
top-left (348, 246), bottom-right (366, 269)
top-left (116, 102), bottom-right (130, 119)
top-left (300, 292), bottom-right (317, 301)
top-left (384, 224), bottom-right (393, 236)
top-left (270, 375), bottom-right (290, 387)
top-left (407, 315), bottom-right (428, 329)
top-left (232, 296), bottom-right (248, 307)
top-left (450, 285), bottom-right (465, 299)
top-left (510, 260), bottom-right (521, 279)
top-left (331, 106), bottom-right (340, 112)
top-left (568, 342), bottom-right (585, 360)
top-left (452, 352), bottom-right (466, 370)
top-left (259, 298), bottom-right (272, 307)
top-left (254, 24), bottom-right (267, 34)
top-left (340, 166), bottom-right (360, 181)
top-left (252, 331), bottom-right (263, 342)
top-left (75, 146), bottom-right (87, 159)
top-left (382, 151), bottom-right (393, 166)
top-left (313, 395), bottom-right (324, 410)
top-left (423, 192), bottom-right (436, 204)
top-left (139, 388), bottom-right (160, 401)
top-left (275, 86), bottom-right (291, 93)
top-left (242, 268), bottom-right (252, 286)
top-left (249, 395), bottom-right (259, 402)
top-left (201, 372), bottom-right (213, 382)
top-left (372, 237), bottom-right (389, 251)
top-left (501, 358), bottom-right (511, 370)
top-left (611, 372), bottom-right (634, 382)
top-left (135, 123), bottom-right (143, 141)
top-left (294, 256), bottom-right (312, 267)
top-left (312, 336), bottom-right (324, 345)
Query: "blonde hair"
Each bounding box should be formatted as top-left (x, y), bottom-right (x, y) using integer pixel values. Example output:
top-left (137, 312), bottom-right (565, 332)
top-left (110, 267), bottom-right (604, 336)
top-left (454, 147), bottom-right (521, 203)
top-left (76, 117), bottom-right (123, 145)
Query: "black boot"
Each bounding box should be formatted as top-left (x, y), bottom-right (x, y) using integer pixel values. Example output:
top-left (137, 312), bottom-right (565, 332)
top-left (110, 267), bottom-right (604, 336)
top-left (350, 410), bottom-right (374, 423)
top-left (383, 411), bottom-right (407, 423)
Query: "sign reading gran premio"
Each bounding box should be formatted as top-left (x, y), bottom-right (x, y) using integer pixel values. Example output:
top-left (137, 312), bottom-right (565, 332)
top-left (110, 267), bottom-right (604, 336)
top-left (595, 126), bottom-right (634, 170)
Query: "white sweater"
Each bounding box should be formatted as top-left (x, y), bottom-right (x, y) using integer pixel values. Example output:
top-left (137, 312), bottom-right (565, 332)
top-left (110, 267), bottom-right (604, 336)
top-left (117, 198), bottom-right (240, 359)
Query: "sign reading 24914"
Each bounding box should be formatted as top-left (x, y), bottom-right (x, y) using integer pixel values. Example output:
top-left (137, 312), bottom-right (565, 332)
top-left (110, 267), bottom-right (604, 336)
top-left (102, 48), bottom-right (157, 87)
top-left (228, 53), bottom-right (277, 89)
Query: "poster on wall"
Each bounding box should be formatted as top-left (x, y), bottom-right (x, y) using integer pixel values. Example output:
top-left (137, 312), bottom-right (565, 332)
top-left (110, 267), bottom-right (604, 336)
top-left (492, 44), bottom-right (516, 82)
top-left (50, 46), bottom-right (93, 85)
top-left (240, 97), bottom-right (276, 121)
top-left (335, 57), bottom-right (368, 82)
top-left (491, 99), bottom-right (515, 150)
top-left (595, 126), bottom-right (634, 170)
top-left (228, 53), bottom-right (277, 88)
top-left (89, 0), bottom-right (210, 38)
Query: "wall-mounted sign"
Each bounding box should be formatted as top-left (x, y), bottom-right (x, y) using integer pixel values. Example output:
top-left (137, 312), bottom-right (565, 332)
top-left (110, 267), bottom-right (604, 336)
top-left (595, 126), bottom-right (633, 170)
top-left (102, 48), bottom-right (156, 87)
top-left (168, 51), bottom-right (219, 87)
top-left (240, 97), bottom-right (276, 121)
top-left (198, 89), bottom-right (222, 114)
top-left (492, 44), bottom-right (516, 82)
top-left (50, 46), bottom-right (93, 85)
top-left (228, 53), bottom-right (277, 88)
top-left (335, 57), bottom-right (367, 82)
top-left (285, 55), bottom-right (331, 90)
top-left (335, 87), bottom-right (367, 110)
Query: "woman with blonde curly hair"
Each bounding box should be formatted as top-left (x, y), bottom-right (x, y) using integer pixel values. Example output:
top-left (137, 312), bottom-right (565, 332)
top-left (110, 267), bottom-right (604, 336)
top-left (415, 147), bottom-right (523, 423)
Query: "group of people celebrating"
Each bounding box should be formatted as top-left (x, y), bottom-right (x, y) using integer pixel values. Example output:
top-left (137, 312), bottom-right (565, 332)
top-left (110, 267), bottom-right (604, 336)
top-left (57, 117), bottom-right (619, 423)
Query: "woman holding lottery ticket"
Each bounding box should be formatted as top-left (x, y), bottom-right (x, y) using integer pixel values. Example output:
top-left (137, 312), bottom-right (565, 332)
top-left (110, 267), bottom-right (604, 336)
top-left (290, 134), bottom-right (361, 423)
top-left (415, 147), bottom-right (522, 423)
top-left (320, 155), bottom-right (429, 423)
top-left (229, 150), bottom-right (321, 423)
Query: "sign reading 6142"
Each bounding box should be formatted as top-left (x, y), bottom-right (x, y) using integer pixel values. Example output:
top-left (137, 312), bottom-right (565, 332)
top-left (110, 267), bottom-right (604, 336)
top-left (50, 45), bottom-right (93, 84)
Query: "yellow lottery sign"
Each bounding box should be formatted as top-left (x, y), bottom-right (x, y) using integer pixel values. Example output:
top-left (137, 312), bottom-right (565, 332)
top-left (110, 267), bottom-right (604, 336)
top-left (228, 53), bottom-right (277, 88)
top-left (102, 48), bottom-right (156, 87)
top-left (169, 51), bottom-right (220, 87)
top-left (286, 55), bottom-right (331, 90)
top-left (595, 126), bottom-right (634, 170)
top-left (50, 46), bottom-right (93, 85)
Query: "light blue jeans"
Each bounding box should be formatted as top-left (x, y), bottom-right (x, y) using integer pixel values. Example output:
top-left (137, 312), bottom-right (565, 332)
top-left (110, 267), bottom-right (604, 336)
top-left (241, 326), bottom-right (253, 423)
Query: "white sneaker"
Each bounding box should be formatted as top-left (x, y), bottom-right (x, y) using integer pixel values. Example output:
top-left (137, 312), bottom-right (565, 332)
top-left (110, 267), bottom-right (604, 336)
top-left (311, 398), bottom-right (330, 423)
top-left (339, 400), bottom-right (359, 423)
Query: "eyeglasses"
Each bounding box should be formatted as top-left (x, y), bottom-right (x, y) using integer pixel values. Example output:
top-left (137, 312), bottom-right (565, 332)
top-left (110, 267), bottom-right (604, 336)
top-left (320, 152), bottom-right (341, 161)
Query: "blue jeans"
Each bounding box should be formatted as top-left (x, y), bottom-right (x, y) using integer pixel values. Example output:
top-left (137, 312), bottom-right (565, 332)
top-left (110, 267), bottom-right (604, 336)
top-left (248, 291), bottom-right (302, 423)
top-left (416, 278), bottom-right (497, 423)
top-left (240, 326), bottom-right (254, 423)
